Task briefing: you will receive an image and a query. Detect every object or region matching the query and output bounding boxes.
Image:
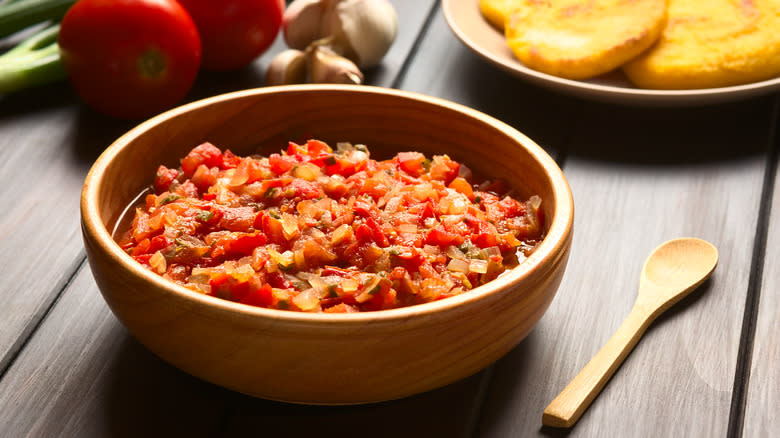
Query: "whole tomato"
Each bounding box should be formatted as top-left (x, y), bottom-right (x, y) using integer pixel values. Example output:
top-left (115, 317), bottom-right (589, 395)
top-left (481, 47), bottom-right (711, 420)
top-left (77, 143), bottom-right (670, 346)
top-left (177, 0), bottom-right (285, 71)
top-left (58, 0), bottom-right (201, 119)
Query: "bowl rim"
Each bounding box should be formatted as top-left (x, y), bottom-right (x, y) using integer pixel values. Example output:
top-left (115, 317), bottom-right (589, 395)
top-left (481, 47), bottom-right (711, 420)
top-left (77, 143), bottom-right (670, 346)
top-left (81, 84), bottom-right (573, 326)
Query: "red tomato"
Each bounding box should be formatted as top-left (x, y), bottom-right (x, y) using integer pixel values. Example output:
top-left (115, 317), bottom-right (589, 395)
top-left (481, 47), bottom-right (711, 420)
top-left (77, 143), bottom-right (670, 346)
top-left (58, 0), bottom-right (201, 119)
top-left (177, 0), bottom-right (285, 71)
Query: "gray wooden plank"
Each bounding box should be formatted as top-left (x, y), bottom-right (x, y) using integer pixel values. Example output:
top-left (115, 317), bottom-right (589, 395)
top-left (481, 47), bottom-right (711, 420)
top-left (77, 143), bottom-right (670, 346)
top-left (397, 4), bottom-right (581, 157)
top-left (0, 265), bottom-right (230, 438)
top-left (222, 372), bottom-right (491, 438)
top-left (1, 2), bottom-right (499, 437)
top-left (0, 88), bottom-right (131, 374)
top-left (744, 104), bottom-right (779, 438)
top-left (476, 100), bottom-right (772, 437)
top-left (391, 3), bottom-right (774, 435)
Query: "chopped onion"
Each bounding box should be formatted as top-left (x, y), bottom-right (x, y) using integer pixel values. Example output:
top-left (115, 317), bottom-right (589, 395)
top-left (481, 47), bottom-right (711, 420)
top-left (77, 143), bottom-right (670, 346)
top-left (447, 258), bottom-right (470, 273)
top-left (292, 163), bottom-right (321, 181)
top-left (342, 279), bottom-right (359, 293)
top-left (445, 245), bottom-right (466, 260)
top-left (331, 224), bottom-right (353, 245)
top-left (529, 195), bottom-right (542, 210)
top-left (458, 163), bottom-right (473, 179)
top-left (397, 223), bottom-right (417, 234)
top-left (355, 276), bottom-right (381, 303)
top-left (281, 213), bottom-right (300, 239)
top-left (228, 166), bottom-right (249, 187)
top-left (422, 244), bottom-right (439, 255)
top-left (336, 142), bottom-right (355, 153)
top-left (469, 259), bottom-right (488, 274)
top-left (292, 288), bottom-right (321, 311)
top-left (485, 246), bottom-right (501, 258)
top-left (149, 251), bottom-right (166, 274)
top-left (294, 248), bottom-right (306, 270)
top-left (384, 195), bottom-right (402, 213)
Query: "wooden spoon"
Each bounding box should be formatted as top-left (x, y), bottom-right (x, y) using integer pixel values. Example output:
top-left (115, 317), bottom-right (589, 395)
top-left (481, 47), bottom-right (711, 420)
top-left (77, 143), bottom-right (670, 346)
top-left (542, 237), bottom-right (719, 428)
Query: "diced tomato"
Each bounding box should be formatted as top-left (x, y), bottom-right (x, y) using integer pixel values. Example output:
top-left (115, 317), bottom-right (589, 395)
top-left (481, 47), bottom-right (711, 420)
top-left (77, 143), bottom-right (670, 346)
top-left (133, 253), bottom-right (153, 265)
top-left (305, 139), bottom-right (332, 156)
top-left (352, 199), bottom-right (374, 218)
top-left (181, 143), bottom-right (223, 176)
top-left (498, 196), bottom-right (525, 218)
top-left (221, 149), bottom-right (242, 169)
top-left (354, 223), bottom-right (373, 244)
top-left (426, 225), bottom-right (464, 247)
top-left (191, 164), bottom-right (216, 192)
top-left (154, 165), bottom-right (179, 193)
top-left (131, 238), bottom-right (151, 256)
top-left (286, 141), bottom-right (306, 157)
top-left (202, 192), bottom-right (217, 201)
top-left (397, 151), bottom-right (426, 177)
top-left (429, 156), bottom-right (460, 184)
top-left (418, 200), bottom-right (436, 220)
top-left (365, 217), bottom-right (389, 247)
top-left (268, 153), bottom-right (297, 174)
top-left (218, 207), bottom-right (256, 232)
top-left (361, 278), bottom-right (395, 311)
top-left (261, 213), bottom-right (286, 244)
top-left (229, 232), bottom-right (267, 255)
top-left (471, 231), bottom-right (498, 248)
top-left (212, 231), bottom-right (267, 259)
top-left (289, 178), bottom-right (322, 199)
top-left (149, 235), bottom-right (171, 253)
top-left (448, 177), bottom-right (473, 199)
top-left (266, 271), bottom-right (291, 289)
top-left (241, 283), bottom-right (273, 307)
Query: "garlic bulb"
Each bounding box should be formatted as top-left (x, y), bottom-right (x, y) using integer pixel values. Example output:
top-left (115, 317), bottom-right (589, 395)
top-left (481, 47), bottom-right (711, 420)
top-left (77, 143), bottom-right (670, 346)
top-left (283, 0), bottom-right (398, 69)
top-left (282, 0), bottom-right (327, 51)
top-left (266, 49), bottom-right (307, 86)
top-left (306, 44), bottom-right (363, 84)
top-left (323, 0), bottom-right (397, 69)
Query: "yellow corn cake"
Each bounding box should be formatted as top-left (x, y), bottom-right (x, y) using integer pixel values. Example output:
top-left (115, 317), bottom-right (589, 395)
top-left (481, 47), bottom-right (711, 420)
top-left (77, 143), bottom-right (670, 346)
top-left (623, 0), bottom-right (780, 89)
top-left (504, 0), bottom-right (668, 80)
top-left (479, 0), bottom-right (517, 30)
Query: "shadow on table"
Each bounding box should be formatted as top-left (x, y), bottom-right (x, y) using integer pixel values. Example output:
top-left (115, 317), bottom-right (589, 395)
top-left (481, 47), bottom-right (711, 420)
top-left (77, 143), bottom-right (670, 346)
top-left (103, 332), bottom-right (497, 438)
top-left (560, 96), bottom-right (775, 166)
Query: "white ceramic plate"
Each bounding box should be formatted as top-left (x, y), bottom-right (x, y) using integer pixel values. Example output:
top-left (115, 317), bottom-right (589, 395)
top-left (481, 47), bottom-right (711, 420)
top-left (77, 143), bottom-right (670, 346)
top-left (441, 0), bottom-right (780, 106)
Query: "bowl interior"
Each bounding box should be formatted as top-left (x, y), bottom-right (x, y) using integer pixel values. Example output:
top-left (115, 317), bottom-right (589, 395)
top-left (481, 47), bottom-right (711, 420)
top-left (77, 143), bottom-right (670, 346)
top-left (95, 85), bottom-right (564, 252)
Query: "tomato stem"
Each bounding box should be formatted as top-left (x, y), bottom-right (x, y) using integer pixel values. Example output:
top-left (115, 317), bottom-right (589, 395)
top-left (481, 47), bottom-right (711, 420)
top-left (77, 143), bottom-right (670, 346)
top-left (137, 49), bottom-right (167, 80)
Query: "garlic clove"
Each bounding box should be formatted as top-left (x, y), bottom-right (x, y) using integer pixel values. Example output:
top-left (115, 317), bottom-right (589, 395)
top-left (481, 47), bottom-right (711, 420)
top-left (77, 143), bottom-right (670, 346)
top-left (265, 49), bottom-right (308, 86)
top-left (322, 0), bottom-right (398, 69)
top-left (283, 0), bottom-right (327, 50)
top-left (306, 45), bottom-right (364, 84)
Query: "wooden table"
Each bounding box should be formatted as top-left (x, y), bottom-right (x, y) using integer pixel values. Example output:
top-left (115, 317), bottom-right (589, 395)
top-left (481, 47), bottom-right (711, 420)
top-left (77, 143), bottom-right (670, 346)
top-left (1, 1), bottom-right (777, 436)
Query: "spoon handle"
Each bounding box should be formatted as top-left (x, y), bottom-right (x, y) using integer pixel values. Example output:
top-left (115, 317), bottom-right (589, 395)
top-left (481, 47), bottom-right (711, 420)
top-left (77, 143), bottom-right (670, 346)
top-left (542, 304), bottom-right (654, 428)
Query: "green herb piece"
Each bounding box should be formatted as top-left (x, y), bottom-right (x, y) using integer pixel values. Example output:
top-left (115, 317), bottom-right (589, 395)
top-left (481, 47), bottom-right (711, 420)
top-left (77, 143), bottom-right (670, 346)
top-left (197, 210), bottom-right (213, 222)
top-left (159, 194), bottom-right (182, 205)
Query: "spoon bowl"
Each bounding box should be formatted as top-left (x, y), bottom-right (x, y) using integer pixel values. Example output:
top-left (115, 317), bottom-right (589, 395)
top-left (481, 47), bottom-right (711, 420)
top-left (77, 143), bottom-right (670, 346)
top-left (543, 237), bottom-right (718, 428)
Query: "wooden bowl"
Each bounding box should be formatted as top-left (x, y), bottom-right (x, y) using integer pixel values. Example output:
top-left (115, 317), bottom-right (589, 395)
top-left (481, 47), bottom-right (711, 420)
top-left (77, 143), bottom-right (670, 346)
top-left (80, 84), bottom-right (573, 404)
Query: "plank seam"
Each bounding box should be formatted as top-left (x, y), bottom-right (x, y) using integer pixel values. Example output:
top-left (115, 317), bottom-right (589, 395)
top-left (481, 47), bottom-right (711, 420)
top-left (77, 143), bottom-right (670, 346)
top-left (726, 95), bottom-right (779, 438)
top-left (464, 365), bottom-right (494, 438)
top-left (390, 1), bottom-right (440, 91)
top-left (0, 253), bottom-right (87, 380)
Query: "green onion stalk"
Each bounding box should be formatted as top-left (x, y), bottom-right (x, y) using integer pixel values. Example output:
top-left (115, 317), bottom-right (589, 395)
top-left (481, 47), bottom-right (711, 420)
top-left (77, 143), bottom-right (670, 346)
top-left (0, 0), bottom-right (77, 94)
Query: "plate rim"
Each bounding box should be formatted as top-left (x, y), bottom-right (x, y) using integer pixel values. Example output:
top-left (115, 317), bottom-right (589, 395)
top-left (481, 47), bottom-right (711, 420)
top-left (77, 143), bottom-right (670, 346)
top-left (441, 0), bottom-right (780, 106)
